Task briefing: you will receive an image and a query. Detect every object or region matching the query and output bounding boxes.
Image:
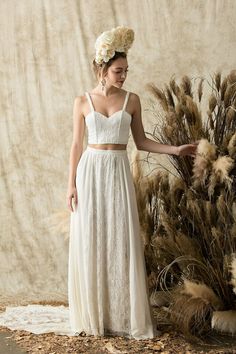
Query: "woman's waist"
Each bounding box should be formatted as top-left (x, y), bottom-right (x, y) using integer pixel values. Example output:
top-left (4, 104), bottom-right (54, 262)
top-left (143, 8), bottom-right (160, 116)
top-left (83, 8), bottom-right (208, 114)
top-left (86, 144), bottom-right (128, 155)
top-left (87, 143), bottom-right (127, 151)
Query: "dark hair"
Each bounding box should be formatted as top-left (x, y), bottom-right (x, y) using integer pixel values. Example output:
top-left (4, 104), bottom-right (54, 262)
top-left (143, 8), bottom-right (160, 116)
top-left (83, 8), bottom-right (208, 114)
top-left (92, 51), bottom-right (127, 79)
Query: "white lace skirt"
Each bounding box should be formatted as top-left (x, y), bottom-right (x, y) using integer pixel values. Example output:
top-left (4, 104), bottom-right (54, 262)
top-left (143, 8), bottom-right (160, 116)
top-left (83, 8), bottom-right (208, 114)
top-left (68, 146), bottom-right (157, 340)
top-left (0, 146), bottom-right (157, 339)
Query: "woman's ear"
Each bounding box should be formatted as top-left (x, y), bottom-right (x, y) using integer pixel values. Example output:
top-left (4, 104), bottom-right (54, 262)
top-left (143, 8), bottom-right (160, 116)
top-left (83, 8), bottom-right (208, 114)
top-left (96, 71), bottom-right (102, 82)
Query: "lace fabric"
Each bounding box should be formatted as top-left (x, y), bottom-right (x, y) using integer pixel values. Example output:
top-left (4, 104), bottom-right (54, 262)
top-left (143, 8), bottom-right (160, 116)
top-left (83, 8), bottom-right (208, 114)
top-left (84, 91), bottom-right (132, 144)
top-left (0, 305), bottom-right (73, 336)
top-left (68, 147), bottom-right (157, 340)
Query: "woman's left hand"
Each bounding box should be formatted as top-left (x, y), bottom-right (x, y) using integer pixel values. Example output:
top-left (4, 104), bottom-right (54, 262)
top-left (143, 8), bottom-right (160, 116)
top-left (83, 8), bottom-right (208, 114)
top-left (177, 143), bottom-right (198, 157)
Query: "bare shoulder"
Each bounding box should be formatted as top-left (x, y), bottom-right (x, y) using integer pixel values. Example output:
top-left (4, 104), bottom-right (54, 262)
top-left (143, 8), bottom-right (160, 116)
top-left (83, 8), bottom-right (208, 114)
top-left (127, 92), bottom-right (141, 116)
top-left (73, 94), bottom-right (87, 107)
top-left (73, 94), bottom-right (88, 116)
top-left (128, 91), bottom-right (141, 105)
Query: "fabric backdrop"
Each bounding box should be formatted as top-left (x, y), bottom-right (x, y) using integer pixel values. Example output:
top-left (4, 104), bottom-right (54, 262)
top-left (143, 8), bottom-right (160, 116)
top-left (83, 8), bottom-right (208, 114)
top-left (1, 0), bottom-right (236, 304)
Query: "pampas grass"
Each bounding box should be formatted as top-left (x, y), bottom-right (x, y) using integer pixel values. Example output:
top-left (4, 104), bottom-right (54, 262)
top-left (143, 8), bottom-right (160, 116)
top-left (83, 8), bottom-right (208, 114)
top-left (192, 139), bottom-right (217, 189)
top-left (212, 311), bottom-right (236, 334)
top-left (212, 156), bottom-right (234, 183)
top-left (197, 139), bottom-right (217, 159)
top-left (135, 71), bottom-right (236, 336)
top-left (228, 132), bottom-right (236, 159)
top-left (169, 293), bottom-right (213, 336)
top-left (230, 255), bottom-right (236, 295)
top-left (181, 279), bottom-right (223, 310)
top-left (208, 156), bottom-right (234, 195)
top-left (150, 290), bottom-right (171, 307)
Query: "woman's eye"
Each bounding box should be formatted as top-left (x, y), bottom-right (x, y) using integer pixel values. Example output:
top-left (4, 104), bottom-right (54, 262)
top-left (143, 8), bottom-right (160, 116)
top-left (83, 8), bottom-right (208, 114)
top-left (115, 70), bottom-right (129, 73)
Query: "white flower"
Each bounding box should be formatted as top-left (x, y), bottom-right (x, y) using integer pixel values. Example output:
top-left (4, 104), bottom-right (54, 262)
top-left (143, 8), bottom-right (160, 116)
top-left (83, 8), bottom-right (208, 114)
top-left (95, 30), bottom-right (115, 49)
top-left (94, 26), bottom-right (134, 64)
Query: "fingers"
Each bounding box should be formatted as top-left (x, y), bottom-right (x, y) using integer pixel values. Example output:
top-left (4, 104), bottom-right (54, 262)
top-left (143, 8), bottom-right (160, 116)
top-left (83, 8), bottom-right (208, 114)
top-left (190, 144), bottom-right (198, 155)
top-left (68, 196), bottom-right (74, 212)
top-left (67, 192), bottom-right (78, 212)
top-left (74, 191), bottom-right (78, 206)
top-left (189, 144), bottom-right (198, 150)
top-left (178, 143), bottom-right (198, 157)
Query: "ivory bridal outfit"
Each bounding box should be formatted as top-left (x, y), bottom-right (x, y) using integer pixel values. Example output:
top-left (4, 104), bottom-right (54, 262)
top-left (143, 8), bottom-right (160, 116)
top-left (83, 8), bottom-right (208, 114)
top-left (0, 91), bottom-right (157, 340)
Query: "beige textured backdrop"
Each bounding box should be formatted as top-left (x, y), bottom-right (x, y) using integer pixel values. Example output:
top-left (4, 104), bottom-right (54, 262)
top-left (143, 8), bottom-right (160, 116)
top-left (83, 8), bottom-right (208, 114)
top-left (1, 0), bottom-right (236, 303)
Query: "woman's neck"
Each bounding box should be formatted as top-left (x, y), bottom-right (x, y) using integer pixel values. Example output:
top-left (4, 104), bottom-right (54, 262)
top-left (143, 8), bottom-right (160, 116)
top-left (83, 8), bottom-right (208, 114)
top-left (92, 84), bottom-right (120, 97)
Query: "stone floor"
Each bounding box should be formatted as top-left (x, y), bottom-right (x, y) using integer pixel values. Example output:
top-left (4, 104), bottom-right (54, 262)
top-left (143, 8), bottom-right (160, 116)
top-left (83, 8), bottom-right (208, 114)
top-left (0, 332), bottom-right (27, 354)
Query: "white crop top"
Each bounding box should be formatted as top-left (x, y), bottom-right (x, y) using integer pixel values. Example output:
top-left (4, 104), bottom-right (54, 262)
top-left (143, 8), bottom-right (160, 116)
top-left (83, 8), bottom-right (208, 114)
top-left (84, 91), bottom-right (132, 144)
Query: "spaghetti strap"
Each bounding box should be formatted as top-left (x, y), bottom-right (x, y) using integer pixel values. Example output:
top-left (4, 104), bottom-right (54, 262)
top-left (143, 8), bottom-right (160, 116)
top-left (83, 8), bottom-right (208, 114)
top-left (85, 92), bottom-right (94, 112)
top-left (122, 91), bottom-right (130, 111)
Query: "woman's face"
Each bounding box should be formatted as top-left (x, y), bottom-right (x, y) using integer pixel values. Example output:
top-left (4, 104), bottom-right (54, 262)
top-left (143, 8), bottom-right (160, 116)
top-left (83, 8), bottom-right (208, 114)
top-left (104, 57), bottom-right (129, 88)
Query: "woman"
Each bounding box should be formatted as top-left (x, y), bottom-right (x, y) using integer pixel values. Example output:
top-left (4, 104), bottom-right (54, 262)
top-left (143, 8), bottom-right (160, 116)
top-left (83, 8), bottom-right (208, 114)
top-left (67, 26), bottom-right (197, 340)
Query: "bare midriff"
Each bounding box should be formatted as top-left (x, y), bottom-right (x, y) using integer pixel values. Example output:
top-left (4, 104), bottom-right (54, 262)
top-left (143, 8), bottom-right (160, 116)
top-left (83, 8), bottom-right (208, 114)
top-left (88, 143), bottom-right (127, 150)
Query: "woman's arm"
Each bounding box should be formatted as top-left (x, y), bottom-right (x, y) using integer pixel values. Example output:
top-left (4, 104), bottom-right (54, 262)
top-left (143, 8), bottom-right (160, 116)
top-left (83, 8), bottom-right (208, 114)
top-left (130, 93), bottom-right (197, 156)
top-left (67, 96), bottom-right (85, 211)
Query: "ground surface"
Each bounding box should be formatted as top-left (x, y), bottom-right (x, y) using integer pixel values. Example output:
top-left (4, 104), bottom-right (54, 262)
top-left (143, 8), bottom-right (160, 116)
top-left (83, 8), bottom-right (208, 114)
top-left (0, 300), bottom-right (236, 354)
top-left (1, 326), bottom-right (236, 354)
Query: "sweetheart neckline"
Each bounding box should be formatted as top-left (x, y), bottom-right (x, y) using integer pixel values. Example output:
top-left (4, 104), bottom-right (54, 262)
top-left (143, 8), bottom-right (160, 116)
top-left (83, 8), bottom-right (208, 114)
top-left (85, 110), bottom-right (132, 120)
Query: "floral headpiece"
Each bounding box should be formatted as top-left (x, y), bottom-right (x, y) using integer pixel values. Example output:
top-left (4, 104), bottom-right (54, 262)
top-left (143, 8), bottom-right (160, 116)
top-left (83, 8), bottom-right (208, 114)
top-left (94, 26), bottom-right (134, 65)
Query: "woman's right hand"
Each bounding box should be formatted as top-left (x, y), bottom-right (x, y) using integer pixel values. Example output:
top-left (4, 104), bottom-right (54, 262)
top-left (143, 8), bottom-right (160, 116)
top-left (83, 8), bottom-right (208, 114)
top-left (67, 185), bottom-right (78, 212)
